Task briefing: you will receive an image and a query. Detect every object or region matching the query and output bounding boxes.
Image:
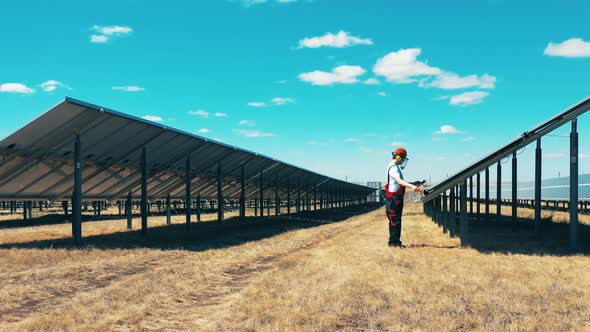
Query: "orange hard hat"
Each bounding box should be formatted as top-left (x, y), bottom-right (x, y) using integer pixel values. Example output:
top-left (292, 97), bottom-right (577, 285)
top-left (392, 147), bottom-right (408, 160)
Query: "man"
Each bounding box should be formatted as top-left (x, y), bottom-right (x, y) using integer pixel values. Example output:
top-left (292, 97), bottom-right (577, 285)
top-left (385, 147), bottom-right (423, 248)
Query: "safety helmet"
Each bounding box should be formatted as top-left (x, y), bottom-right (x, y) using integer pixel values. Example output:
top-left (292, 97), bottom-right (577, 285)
top-left (392, 147), bottom-right (409, 169)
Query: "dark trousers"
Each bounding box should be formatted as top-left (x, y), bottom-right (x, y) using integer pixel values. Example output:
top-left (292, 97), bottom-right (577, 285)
top-left (386, 195), bottom-right (404, 244)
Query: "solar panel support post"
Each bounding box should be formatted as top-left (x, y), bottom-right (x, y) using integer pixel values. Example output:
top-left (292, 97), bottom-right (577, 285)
top-left (469, 176), bottom-right (473, 214)
top-left (126, 192), bottom-right (132, 230)
top-left (287, 177), bottom-right (291, 214)
top-left (534, 139), bottom-right (542, 235)
top-left (496, 161), bottom-right (502, 222)
top-left (297, 177), bottom-right (301, 213)
top-left (141, 146), bottom-right (148, 235)
top-left (512, 151), bottom-right (517, 223)
top-left (240, 165), bottom-right (246, 219)
top-left (449, 187), bottom-right (456, 237)
top-left (166, 193), bottom-right (171, 225)
top-left (185, 156), bottom-right (191, 229)
top-left (23, 200), bottom-right (28, 222)
top-left (196, 194), bottom-right (201, 222)
top-left (320, 184), bottom-right (323, 210)
top-left (275, 174), bottom-right (280, 216)
top-left (313, 185), bottom-right (317, 210)
top-left (217, 161), bottom-right (224, 222)
top-left (442, 191), bottom-right (448, 234)
top-left (72, 133), bottom-right (83, 246)
top-left (460, 179), bottom-right (469, 246)
top-left (570, 119), bottom-right (579, 250)
top-left (485, 168), bottom-right (490, 220)
top-left (259, 170), bottom-right (264, 217)
top-left (476, 172), bottom-right (481, 222)
top-left (254, 198), bottom-right (258, 216)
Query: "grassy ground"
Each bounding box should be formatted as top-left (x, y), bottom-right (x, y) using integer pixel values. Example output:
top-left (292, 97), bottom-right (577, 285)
top-left (0, 202), bottom-right (589, 331)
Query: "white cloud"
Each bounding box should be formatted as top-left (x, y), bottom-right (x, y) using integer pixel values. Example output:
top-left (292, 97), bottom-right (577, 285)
top-left (462, 136), bottom-right (476, 142)
top-left (40, 80), bottom-right (65, 92)
top-left (189, 110), bottom-right (209, 117)
top-left (344, 138), bottom-right (359, 142)
top-left (373, 48), bottom-right (440, 83)
top-left (543, 152), bottom-right (565, 159)
top-left (235, 129), bottom-right (275, 137)
top-left (272, 97), bottom-right (295, 105)
top-left (90, 35), bottom-right (108, 43)
top-left (142, 115), bottom-right (163, 122)
top-left (112, 86), bottom-right (144, 92)
top-left (215, 112), bottom-right (228, 117)
top-left (363, 78), bottom-right (380, 85)
top-left (449, 91), bottom-right (490, 106)
top-left (248, 102), bottom-right (266, 107)
top-left (299, 65), bottom-right (366, 86)
top-left (239, 120), bottom-right (256, 126)
top-left (377, 91), bottom-right (387, 96)
top-left (93, 25), bottom-right (132, 35)
top-left (425, 72), bottom-right (496, 90)
top-left (0, 83), bottom-right (35, 94)
top-left (435, 125), bottom-right (461, 135)
top-left (391, 141), bottom-right (408, 146)
top-left (360, 146), bottom-right (373, 153)
top-left (298, 31), bottom-right (373, 48)
top-left (91, 25), bottom-right (132, 44)
top-left (198, 128), bottom-right (210, 133)
top-left (275, 80), bottom-right (288, 84)
top-left (544, 38), bottom-right (590, 58)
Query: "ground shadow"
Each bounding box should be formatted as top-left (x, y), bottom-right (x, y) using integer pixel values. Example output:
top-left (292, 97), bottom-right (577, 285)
top-left (0, 203), bottom-right (382, 251)
top-left (441, 214), bottom-right (590, 256)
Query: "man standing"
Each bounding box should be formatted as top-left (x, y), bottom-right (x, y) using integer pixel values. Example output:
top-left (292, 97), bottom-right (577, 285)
top-left (385, 147), bottom-right (423, 247)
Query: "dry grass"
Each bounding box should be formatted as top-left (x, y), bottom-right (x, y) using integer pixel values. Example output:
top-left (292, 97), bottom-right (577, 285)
top-left (0, 203), bottom-right (589, 331)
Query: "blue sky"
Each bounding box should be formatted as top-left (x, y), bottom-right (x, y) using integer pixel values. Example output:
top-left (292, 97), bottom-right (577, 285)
top-left (1, 0), bottom-right (589, 184)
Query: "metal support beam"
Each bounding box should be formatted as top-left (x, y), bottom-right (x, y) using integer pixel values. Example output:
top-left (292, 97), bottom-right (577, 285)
top-left (240, 164), bottom-right (246, 219)
top-left (449, 187), bottom-right (456, 237)
top-left (275, 174), bottom-right (280, 216)
top-left (297, 177), bottom-right (301, 213)
top-left (126, 192), bottom-right (132, 229)
top-left (496, 161), bottom-right (501, 221)
top-left (469, 176), bottom-right (473, 213)
top-left (476, 172), bottom-right (481, 222)
top-left (570, 119), bottom-right (579, 250)
top-left (442, 191), bottom-right (448, 233)
top-left (512, 151), bottom-right (517, 223)
top-left (534, 139), bottom-right (542, 235)
top-left (217, 161), bottom-right (224, 222)
top-left (485, 167), bottom-right (490, 220)
top-left (460, 179), bottom-right (469, 246)
top-left (185, 156), bottom-right (191, 229)
top-left (141, 146), bottom-right (148, 235)
top-left (72, 133), bottom-right (82, 245)
top-left (259, 169), bottom-right (264, 217)
top-left (166, 193), bottom-right (171, 225)
top-left (287, 177), bottom-right (291, 214)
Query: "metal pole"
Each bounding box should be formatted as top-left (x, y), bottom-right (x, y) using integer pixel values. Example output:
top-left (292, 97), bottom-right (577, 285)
top-left (217, 161), bottom-right (224, 222)
top-left (485, 167), bottom-right (490, 220)
top-left (442, 191), bottom-right (448, 233)
top-left (275, 174), bottom-right (280, 216)
top-left (534, 139), bottom-right (542, 235)
top-left (449, 187), bottom-right (456, 237)
top-left (240, 164), bottom-right (246, 219)
top-left (469, 176), bottom-right (473, 214)
top-left (126, 192), bottom-right (132, 229)
top-left (512, 151), bottom-right (517, 223)
top-left (141, 146), bottom-right (148, 235)
top-left (476, 172), bottom-right (481, 222)
top-left (570, 119), bottom-right (579, 250)
top-left (460, 179), bottom-right (469, 246)
top-left (287, 177), bottom-right (291, 214)
top-left (297, 177), bottom-right (301, 213)
top-left (314, 185), bottom-right (317, 211)
top-left (496, 161), bottom-right (502, 222)
top-left (185, 156), bottom-right (191, 229)
top-left (259, 169), bottom-right (264, 217)
top-left (72, 133), bottom-right (82, 245)
top-left (166, 193), bottom-right (171, 225)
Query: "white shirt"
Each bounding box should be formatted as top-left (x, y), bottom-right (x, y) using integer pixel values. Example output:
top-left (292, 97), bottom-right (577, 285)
top-left (387, 160), bottom-right (404, 193)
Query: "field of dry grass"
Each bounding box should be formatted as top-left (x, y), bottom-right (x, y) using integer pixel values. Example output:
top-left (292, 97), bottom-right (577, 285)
top-left (0, 202), bottom-right (589, 331)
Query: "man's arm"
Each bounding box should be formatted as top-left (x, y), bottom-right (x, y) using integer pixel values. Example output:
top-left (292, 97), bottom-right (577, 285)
top-left (393, 174), bottom-right (424, 192)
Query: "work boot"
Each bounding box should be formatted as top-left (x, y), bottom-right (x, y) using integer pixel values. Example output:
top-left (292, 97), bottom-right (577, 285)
top-left (388, 241), bottom-right (405, 248)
